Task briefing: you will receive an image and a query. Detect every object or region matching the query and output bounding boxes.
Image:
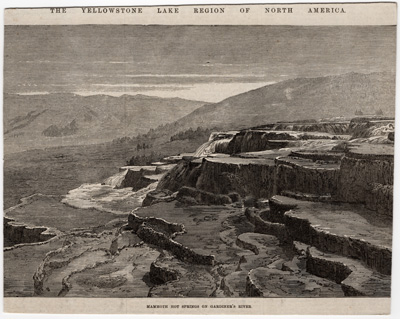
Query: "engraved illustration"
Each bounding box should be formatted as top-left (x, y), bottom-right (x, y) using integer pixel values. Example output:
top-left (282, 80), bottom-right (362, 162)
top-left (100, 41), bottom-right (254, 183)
top-left (3, 20), bottom-right (395, 300)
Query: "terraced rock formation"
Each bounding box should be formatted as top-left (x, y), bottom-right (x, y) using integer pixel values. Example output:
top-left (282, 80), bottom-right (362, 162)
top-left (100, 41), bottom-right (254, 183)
top-left (4, 117), bottom-right (394, 298)
top-left (145, 117), bottom-right (393, 297)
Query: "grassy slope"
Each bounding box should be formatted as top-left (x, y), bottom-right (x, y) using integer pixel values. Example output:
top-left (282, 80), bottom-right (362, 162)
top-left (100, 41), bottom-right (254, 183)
top-left (4, 93), bottom-right (207, 153)
top-left (168, 72), bottom-right (396, 132)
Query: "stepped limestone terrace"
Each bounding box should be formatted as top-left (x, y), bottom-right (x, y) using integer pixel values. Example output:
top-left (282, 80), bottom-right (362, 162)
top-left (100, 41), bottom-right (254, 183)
top-left (4, 117), bottom-right (394, 297)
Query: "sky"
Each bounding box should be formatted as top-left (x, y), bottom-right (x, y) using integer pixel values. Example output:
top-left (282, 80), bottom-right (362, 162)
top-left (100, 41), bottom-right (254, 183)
top-left (4, 25), bottom-right (396, 102)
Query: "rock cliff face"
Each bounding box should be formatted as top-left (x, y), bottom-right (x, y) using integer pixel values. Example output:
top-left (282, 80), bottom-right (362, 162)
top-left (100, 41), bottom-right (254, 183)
top-left (156, 120), bottom-right (394, 219)
top-left (336, 144), bottom-right (394, 216)
top-left (196, 157), bottom-right (276, 199)
top-left (275, 155), bottom-right (340, 197)
top-left (4, 217), bottom-right (57, 247)
top-left (104, 165), bottom-right (171, 191)
top-left (365, 183), bottom-right (393, 216)
top-left (157, 160), bottom-right (202, 192)
top-left (223, 130), bottom-right (296, 154)
top-left (241, 196), bottom-right (392, 296)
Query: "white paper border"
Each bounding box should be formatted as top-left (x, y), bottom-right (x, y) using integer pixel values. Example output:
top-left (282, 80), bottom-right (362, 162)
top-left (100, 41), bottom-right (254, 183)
top-left (1, 1), bottom-right (399, 319)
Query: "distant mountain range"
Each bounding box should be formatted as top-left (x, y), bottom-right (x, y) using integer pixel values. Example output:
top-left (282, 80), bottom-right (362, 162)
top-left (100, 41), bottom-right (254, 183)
top-left (4, 93), bottom-right (207, 153)
top-left (168, 72), bottom-right (395, 132)
top-left (4, 72), bottom-right (395, 153)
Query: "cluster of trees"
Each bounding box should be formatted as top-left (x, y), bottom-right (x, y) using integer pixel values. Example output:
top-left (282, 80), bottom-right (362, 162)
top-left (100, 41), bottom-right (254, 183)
top-left (112, 136), bottom-right (133, 144)
top-left (113, 124), bottom-right (218, 166)
top-left (42, 119), bottom-right (78, 137)
top-left (170, 127), bottom-right (212, 142)
top-left (112, 122), bottom-right (176, 145)
top-left (136, 142), bottom-right (152, 151)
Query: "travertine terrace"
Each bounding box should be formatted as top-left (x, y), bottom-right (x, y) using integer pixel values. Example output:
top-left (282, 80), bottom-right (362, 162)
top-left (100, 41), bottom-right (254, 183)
top-left (4, 117), bottom-right (394, 298)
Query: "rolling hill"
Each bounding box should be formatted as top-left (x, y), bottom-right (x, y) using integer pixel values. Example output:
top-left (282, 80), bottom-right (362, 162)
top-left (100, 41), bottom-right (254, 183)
top-left (169, 72), bottom-right (395, 132)
top-left (4, 93), bottom-right (207, 153)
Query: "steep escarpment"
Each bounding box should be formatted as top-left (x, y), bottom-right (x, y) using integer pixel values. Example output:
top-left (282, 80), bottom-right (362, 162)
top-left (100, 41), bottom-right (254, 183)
top-left (275, 155), bottom-right (340, 197)
top-left (196, 157), bottom-right (276, 199)
top-left (336, 144), bottom-right (394, 216)
top-left (155, 117), bottom-right (394, 218)
top-left (157, 159), bottom-right (203, 192)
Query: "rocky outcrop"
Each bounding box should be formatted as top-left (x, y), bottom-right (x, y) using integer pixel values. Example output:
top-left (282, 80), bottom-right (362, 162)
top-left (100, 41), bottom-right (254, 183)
top-left (155, 139), bottom-right (394, 224)
top-left (156, 139), bottom-right (393, 218)
top-left (336, 144), bottom-right (394, 216)
top-left (128, 213), bottom-right (184, 238)
top-left (148, 257), bottom-right (217, 297)
top-left (220, 271), bottom-right (248, 297)
top-left (275, 156), bottom-right (340, 197)
top-left (136, 224), bottom-right (215, 266)
top-left (142, 189), bottom-right (176, 207)
top-left (285, 213), bottom-right (392, 275)
top-left (103, 166), bottom-right (160, 190)
top-left (118, 169), bottom-right (157, 191)
top-left (246, 267), bottom-right (343, 297)
top-left (176, 186), bottom-right (232, 206)
top-left (149, 260), bottom-right (179, 284)
top-left (244, 208), bottom-right (290, 243)
top-left (135, 125), bottom-right (393, 299)
top-left (267, 196), bottom-right (298, 223)
top-left (365, 183), bottom-right (393, 216)
top-left (304, 245), bottom-right (391, 297)
top-left (196, 157), bottom-right (276, 199)
top-left (242, 211), bottom-right (391, 297)
top-left (193, 132), bottom-right (236, 157)
top-left (268, 195), bottom-right (392, 275)
top-left (128, 211), bottom-right (215, 266)
top-left (221, 129), bottom-right (347, 155)
top-left (157, 159), bottom-right (202, 192)
top-left (246, 269), bottom-right (264, 297)
top-left (4, 217), bottom-right (57, 247)
top-left (224, 130), bottom-right (295, 154)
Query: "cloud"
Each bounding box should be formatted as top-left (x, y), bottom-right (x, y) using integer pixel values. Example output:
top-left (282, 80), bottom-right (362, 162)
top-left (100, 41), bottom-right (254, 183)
top-left (122, 73), bottom-right (267, 79)
top-left (73, 81), bottom-right (275, 103)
